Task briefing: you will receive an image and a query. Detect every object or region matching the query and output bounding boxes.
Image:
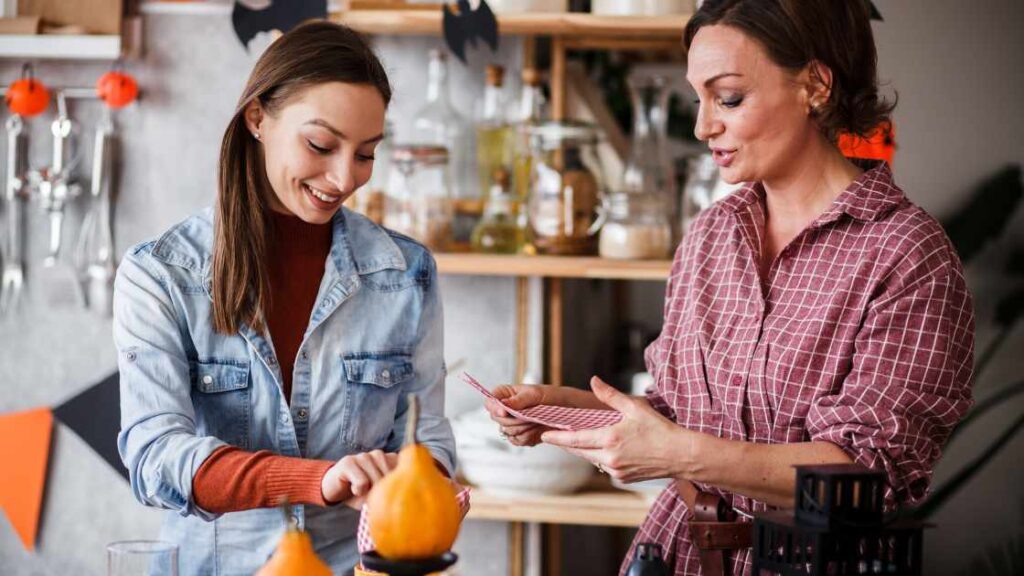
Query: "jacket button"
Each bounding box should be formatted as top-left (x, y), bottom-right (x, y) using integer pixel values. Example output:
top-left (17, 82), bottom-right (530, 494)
top-left (301, 350), bottom-right (308, 360)
top-left (202, 375), bottom-right (213, 385)
top-left (381, 369), bottom-right (391, 380)
top-left (296, 408), bottom-right (308, 421)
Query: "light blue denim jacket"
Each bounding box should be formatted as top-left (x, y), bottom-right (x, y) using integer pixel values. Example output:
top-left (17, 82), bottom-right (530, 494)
top-left (114, 207), bottom-right (455, 576)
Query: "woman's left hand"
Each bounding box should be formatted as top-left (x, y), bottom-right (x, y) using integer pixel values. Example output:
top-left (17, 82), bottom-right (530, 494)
top-left (541, 377), bottom-right (698, 483)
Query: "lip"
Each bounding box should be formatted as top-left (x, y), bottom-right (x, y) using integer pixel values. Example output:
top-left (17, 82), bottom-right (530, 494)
top-left (710, 147), bottom-right (736, 168)
top-left (302, 183), bottom-right (343, 211)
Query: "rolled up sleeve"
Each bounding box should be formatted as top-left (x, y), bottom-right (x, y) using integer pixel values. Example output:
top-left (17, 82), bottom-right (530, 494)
top-left (807, 269), bottom-right (974, 508)
top-left (114, 246), bottom-right (226, 521)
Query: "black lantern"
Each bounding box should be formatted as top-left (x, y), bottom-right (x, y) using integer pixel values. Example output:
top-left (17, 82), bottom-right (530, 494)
top-left (752, 464), bottom-right (927, 576)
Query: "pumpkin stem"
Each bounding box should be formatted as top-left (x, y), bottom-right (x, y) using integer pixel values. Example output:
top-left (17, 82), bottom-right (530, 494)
top-left (404, 393), bottom-right (419, 447)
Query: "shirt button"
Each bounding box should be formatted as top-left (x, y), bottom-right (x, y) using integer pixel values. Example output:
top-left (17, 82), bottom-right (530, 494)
top-left (202, 375), bottom-right (214, 385)
top-left (126, 351), bottom-right (137, 362)
top-left (296, 408), bottom-right (308, 421)
top-left (732, 375), bottom-right (743, 386)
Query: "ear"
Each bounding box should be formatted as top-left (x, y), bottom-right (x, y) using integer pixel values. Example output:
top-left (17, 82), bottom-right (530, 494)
top-left (243, 99), bottom-right (264, 139)
top-left (802, 60), bottom-right (833, 115)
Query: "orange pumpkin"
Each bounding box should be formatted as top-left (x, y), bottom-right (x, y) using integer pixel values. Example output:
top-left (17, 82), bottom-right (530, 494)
top-left (255, 508), bottom-right (332, 576)
top-left (96, 70), bottom-right (138, 109)
top-left (366, 394), bottom-right (461, 560)
top-left (5, 76), bottom-right (49, 117)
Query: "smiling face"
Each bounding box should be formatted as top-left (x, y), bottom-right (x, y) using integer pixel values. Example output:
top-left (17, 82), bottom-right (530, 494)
top-left (686, 25), bottom-right (827, 185)
top-left (245, 81), bottom-right (386, 224)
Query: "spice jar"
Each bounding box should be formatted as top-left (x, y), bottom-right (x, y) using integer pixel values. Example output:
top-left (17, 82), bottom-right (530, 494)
top-left (525, 121), bottom-right (607, 255)
top-left (599, 192), bottom-right (672, 260)
top-left (383, 144), bottom-right (454, 251)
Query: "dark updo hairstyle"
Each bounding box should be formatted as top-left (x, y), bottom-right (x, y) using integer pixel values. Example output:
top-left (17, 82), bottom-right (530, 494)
top-left (684, 0), bottom-right (895, 143)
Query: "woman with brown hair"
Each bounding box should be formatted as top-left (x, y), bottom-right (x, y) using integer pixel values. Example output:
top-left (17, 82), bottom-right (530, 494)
top-left (115, 21), bottom-right (456, 574)
top-left (487, 1), bottom-right (974, 574)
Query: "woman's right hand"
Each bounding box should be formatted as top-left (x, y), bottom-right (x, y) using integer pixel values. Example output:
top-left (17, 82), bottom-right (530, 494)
top-left (484, 385), bottom-right (554, 447)
top-left (321, 450), bottom-right (398, 509)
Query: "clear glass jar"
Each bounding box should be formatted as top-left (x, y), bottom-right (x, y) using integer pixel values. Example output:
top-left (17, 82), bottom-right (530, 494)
top-left (472, 168), bottom-right (524, 254)
top-left (525, 121), bottom-right (607, 255)
top-left (383, 144), bottom-right (453, 251)
top-left (412, 50), bottom-right (473, 201)
top-left (598, 192), bottom-right (672, 260)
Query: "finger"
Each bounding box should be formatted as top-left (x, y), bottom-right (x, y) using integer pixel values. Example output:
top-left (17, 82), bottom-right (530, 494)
top-left (541, 428), bottom-right (606, 449)
top-left (367, 450), bottom-right (392, 477)
top-left (589, 376), bottom-right (636, 414)
top-left (491, 385), bottom-right (519, 400)
top-left (502, 423), bottom-right (540, 436)
top-left (492, 413), bottom-right (532, 427)
top-left (485, 398), bottom-right (510, 418)
top-left (384, 452), bottom-right (400, 468)
top-left (342, 461), bottom-right (372, 496)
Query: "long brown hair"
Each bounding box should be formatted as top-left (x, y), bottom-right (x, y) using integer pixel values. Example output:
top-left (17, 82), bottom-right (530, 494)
top-left (684, 0), bottom-right (895, 143)
top-left (212, 20), bottom-right (391, 334)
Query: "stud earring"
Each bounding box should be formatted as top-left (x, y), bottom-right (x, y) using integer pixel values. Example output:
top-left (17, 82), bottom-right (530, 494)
top-left (253, 131), bottom-right (261, 140)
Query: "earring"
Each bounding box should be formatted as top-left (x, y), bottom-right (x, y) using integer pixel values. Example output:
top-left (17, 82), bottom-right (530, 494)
top-left (253, 131), bottom-right (261, 140)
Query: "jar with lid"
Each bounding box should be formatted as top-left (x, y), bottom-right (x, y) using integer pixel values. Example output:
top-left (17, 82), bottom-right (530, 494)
top-left (471, 168), bottom-right (524, 254)
top-left (383, 144), bottom-right (453, 251)
top-left (680, 152), bottom-right (720, 235)
top-left (598, 192), bottom-right (672, 260)
top-left (525, 121), bottom-right (607, 255)
top-left (345, 118), bottom-right (393, 225)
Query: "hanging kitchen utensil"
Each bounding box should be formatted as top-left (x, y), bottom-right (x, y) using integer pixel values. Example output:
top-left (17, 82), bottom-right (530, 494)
top-left (0, 114), bottom-right (28, 316)
top-left (28, 91), bottom-right (83, 308)
top-left (74, 106), bottom-right (117, 315)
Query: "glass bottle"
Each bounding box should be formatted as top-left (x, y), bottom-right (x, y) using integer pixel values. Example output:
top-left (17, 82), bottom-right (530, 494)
top-left (512, 68), bottom-right (547, 205)
top-left (412, 50), bottom-right (472, 202)
top-left (471, 167), bottom-right (524, 254)
top-left (476, 64), bottom-right (514, 201)
top-left (680, 152), bottom-right (720, 235)
top-left (621, 75), bottom-right (677, 208)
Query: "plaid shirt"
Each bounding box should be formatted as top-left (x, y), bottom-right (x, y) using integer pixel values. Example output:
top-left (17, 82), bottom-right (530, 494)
top-left (623, 161), bottom-right (975, 575)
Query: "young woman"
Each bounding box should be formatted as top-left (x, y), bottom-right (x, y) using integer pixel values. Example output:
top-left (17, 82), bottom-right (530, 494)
top-left (115, 22), bottom-right (455, 575)
top-left (486, 1), bottom-right (974, 574)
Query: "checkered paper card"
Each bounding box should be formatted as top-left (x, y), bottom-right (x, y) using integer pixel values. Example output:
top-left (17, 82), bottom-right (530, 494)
top-left (460, 372), bottom-right (622, 431)
top-left (357, 486), bottom-right (471, 554)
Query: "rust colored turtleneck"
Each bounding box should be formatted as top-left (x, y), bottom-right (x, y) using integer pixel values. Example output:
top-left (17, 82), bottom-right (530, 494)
top-left (191, 211), bottom-right (335, 513)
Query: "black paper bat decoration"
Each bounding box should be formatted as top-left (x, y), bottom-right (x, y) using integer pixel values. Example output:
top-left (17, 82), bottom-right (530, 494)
top-left (232, 0), bottom-right (328, 50)
top-left (442, 0), bottom-right (499, 65)
top-left (868, 0), bottom-right (883, 21)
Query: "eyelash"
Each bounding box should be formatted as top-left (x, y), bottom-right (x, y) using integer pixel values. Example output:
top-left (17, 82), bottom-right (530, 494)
top-left (307, 140), bottom-right (375, 162)
top-left (691, 96), bottom-right (744, 109)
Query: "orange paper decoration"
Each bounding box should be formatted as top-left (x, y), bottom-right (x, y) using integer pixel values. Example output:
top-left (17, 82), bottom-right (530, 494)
top-left (839, 121), bottom-right (896, 166)
top-left (96, 70), bottom-right (139, 109)
top-left (0, 408), bottom-right (53, 551)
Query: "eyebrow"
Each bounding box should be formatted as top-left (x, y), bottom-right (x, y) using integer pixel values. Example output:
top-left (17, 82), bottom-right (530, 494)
top-left (305, 119), bottom-right (384, 145)
top-left (698, 72), bottom-right (743, 87)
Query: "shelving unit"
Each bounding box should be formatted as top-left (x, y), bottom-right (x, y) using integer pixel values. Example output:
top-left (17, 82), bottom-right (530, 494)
top-left (0, 34), bottom-right (122, 60)
top-left (329, 7), bottom-right (685, 575)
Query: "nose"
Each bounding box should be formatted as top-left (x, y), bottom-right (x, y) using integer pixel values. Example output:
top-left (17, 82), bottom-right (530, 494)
top-left (694, 102), bottom-right (722, 142)
top-left (325, 154), bottom-right (357, 194)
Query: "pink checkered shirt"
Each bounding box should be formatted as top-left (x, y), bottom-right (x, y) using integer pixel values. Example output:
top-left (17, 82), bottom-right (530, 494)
top-left (623, 161), bottom-right (975, 576)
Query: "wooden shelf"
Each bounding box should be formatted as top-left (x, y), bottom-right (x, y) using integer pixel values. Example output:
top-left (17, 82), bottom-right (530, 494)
top-left (331, 10), bottom-right (689, 40)
top-left (465, 484), bottom-right (654, 527)
top-left (434, 253), bottom-right (672, 280)
top-left (0, 34), bottom-right (122, 60)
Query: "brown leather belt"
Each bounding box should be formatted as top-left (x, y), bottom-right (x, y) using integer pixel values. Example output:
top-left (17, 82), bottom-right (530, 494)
top-left (687, 492), bottom-right (753, 576)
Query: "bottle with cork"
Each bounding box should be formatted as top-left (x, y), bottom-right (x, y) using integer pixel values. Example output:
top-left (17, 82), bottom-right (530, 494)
top-left (475, 64), bottom-right (514, 203)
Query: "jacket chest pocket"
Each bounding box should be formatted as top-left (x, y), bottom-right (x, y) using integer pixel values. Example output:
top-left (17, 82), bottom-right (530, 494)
top-left (190, 359), bottom-right (252, 450)
top-left (341, 354), bottom-right (413, 451)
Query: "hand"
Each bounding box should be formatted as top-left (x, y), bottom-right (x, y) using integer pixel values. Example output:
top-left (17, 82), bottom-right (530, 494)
top-left (541, 377), bottom-right (700, 484)
top-left (483, 384), bottom-right (556, 447)
top-left (321, 450), bottom-right (399, 509)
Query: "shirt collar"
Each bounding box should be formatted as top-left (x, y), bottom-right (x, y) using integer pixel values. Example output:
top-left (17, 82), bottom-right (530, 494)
top-left (719, 160), bottom-right (905, 225)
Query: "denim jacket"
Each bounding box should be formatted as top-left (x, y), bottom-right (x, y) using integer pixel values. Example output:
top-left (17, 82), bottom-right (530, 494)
top-left (114, 207), bottom-right (455, 575)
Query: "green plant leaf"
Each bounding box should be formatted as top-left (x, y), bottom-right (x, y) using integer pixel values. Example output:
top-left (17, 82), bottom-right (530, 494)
top-left (942, 165), bottom-right (1023, 263)
top-left (910, 413), bottom-right (1024, 519)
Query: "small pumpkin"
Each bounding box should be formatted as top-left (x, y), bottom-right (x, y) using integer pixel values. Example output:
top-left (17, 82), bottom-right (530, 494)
top-left (5, 65), bottom-right (49, 117)
top-left (255, 506), bottom-right (332, 576)
top-left (96, 70), bottom-right (138, 109)
top-left (366, 394), bottom-right (461, 560)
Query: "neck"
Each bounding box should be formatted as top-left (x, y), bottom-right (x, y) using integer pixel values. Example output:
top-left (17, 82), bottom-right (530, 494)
top-left (761, 133), bottom-right (862, 227)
